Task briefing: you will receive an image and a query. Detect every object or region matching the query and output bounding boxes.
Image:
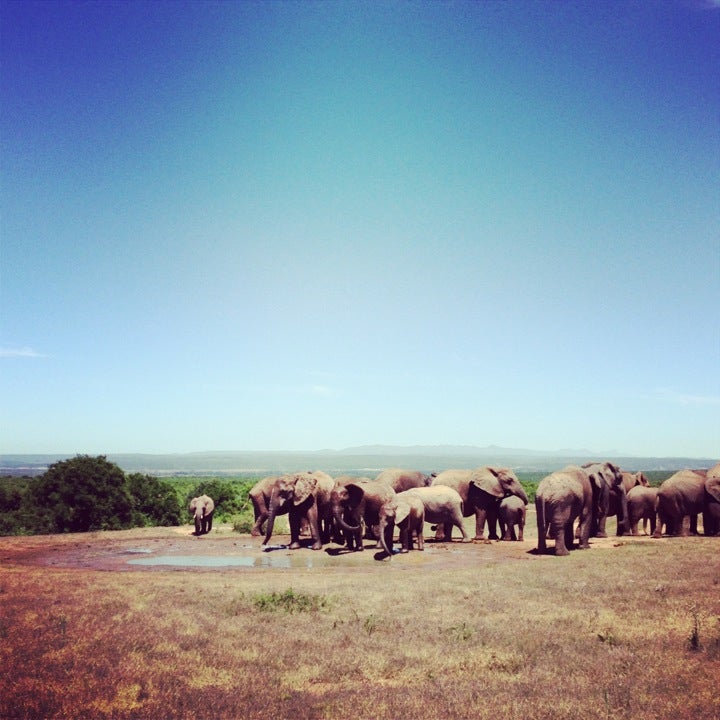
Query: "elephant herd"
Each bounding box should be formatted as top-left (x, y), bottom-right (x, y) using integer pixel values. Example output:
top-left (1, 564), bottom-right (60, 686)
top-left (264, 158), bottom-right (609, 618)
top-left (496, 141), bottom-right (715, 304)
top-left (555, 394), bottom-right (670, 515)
top-left (245, 466), bottom-right (529, 555)
top-left (192, 461), bottom-right (720, 557)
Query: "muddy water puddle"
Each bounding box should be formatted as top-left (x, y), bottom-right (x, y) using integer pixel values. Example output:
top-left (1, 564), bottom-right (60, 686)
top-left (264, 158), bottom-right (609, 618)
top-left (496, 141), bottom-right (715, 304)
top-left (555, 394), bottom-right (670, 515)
top-left (128, 553), bottom-right (319, 569)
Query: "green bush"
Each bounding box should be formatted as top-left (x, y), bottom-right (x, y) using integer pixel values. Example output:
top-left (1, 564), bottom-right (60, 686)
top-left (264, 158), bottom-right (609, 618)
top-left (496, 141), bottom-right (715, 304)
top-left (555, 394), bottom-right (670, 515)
top-left (27, 455), bottom-right (133, 533)
top-left (126, 473), bottom-right (182, 527)
top-left (252, 588), bottom-right (329, 613)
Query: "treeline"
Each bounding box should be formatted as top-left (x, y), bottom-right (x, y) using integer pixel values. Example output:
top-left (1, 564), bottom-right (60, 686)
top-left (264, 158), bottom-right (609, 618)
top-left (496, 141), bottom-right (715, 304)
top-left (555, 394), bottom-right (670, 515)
top-left (0, 457), bottom-right (672, 537)
top-left (0, 455), bottom-right (258, 536)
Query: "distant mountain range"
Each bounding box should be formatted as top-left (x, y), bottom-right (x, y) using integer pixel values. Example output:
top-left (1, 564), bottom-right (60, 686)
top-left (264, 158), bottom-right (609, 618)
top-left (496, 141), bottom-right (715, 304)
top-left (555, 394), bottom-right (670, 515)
top-left (1, 445), bottom-right (716, 476)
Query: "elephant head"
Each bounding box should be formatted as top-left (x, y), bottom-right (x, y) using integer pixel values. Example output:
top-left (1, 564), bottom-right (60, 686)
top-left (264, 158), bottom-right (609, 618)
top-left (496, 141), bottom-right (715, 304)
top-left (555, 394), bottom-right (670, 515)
top-left (331, 479), bottom-right (397, 554)
top-left (583, 462), bottom-right (628, 536)
top-left (331, 481), bottom-right (367, 533)
top-left (189, 494), bottom-right (214, 535)
top-left (471, 467), bottom-right (529, 504)
top-left (376, 495), bottom-right (410, 557)
top-left (263, 473), bottom-right (318, 545)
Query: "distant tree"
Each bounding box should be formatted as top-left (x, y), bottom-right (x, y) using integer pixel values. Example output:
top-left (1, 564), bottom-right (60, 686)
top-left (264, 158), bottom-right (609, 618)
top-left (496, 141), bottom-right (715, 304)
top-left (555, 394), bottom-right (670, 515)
top-left (28, 455), bottom-right (133, 533)
top-left (126, 473), bottom-right (182, 526)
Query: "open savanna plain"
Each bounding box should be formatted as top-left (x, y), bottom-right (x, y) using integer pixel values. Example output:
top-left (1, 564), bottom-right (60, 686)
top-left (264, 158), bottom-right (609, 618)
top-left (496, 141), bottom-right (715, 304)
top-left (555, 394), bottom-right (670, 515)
top-left (2, 513), bottom-right (719, 720)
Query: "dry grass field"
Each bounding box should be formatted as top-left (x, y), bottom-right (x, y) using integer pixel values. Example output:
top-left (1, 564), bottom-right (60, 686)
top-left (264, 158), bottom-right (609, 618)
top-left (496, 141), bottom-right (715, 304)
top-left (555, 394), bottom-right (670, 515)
top-left (1, 513), bottom-right (719, 720)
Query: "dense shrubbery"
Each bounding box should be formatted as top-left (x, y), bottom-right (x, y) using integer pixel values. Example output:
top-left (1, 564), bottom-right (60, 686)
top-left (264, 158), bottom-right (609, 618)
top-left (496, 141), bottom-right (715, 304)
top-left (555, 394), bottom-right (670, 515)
top-left (0, 456), bottom-right (184, 535)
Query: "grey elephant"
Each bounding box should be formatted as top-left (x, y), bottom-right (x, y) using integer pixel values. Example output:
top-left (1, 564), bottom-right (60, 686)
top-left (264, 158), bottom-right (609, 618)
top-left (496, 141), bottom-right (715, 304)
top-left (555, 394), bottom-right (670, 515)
top-left (263, 471), bottom-right (335, 550)
top-left (330, 477), bottom-right (390, 551)
top-left (431, 467), bottom-right (528, 541)
top-left (374, 468), bottom-right (435, 492)
top-left (582, 462), bottom-right (628, 537)
top-left (652, 467), bottom-right (720, 538)
top-left (392, 491), bottom-right (426, 552)
top-left (248, 475), bottom-right (280, 536)
top-left (605, 471), bottom-right (648, 536)
top-left (189, 495), bottom-right (214, 535)
top-left (705, 462), bottom-right (720, 535)
top-left (535, 466), bottom-right (593, 556)
top-left (400, 486), bottom-right (470, 544)
top-left (498, 495), bottom-right (526, 541)
top-left (626, 485), bottom-right (658, 536)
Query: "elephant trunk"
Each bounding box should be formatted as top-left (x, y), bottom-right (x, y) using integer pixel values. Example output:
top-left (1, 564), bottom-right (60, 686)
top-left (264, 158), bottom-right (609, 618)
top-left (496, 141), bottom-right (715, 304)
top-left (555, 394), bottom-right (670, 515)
top-left (515, 484), bottom-right (529, 505)
top-left (333, 504), bottom-right (361, 533)
top-left (617, 490), bottom-right (630, 536)
top-left (378, 517), bottom-right (394, 557)
top-left (264, 491), bottom-right (279, 545)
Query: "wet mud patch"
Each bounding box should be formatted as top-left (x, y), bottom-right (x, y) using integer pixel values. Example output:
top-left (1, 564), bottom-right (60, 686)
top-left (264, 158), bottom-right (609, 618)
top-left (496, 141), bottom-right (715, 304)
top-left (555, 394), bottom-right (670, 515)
top-left (0, 522), bottom-right (651, 573)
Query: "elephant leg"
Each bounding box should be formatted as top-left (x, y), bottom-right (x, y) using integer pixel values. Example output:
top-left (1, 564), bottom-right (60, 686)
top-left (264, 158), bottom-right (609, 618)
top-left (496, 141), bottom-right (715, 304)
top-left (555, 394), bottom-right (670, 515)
top-left (552, 512), bottom-right (570, 556)
top-left (442, 521), bottom-right (453, 542)
top-left (454, 512), bottom-right (470, 542)
top-left (517, 521), bottom-right (523, 542)
top-left (305, 506), bottom-right (322, 550)
top-left (689, 514), bottom-right (699, 536)
top-left (416, 525), bottom-right (424, 551)
top-left (251, 513), bottom-right (266, 536)
top-left (288, 511), bottom-right (303, 549)
top-left (398, 522), bottom-right (410, 553)
top-left (486, 505), bottom-right (500, 540)
top-left (474, 508), bottom-right (487, 540)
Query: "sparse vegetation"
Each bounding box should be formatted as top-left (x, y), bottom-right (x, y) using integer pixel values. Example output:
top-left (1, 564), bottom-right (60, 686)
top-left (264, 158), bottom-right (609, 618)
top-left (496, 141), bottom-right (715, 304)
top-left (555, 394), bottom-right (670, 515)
top-left (1, 519), bottom-right (718, 720)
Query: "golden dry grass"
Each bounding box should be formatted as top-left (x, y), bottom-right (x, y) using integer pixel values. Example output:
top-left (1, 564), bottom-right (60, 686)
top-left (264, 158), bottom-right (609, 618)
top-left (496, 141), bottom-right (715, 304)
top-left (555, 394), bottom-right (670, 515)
top-left (1, 518), bottom-right (719, 720)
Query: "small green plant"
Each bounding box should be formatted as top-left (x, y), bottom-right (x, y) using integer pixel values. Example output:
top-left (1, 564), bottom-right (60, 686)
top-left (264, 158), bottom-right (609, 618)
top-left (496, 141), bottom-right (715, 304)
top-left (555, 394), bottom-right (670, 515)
top-left (231, 509), bottom-right (255, 534)
top-left (447, 621), bottom-right (474, 641)
top-left (363, 614), bottom-right (379, 636)
top-left (687, 604), bottom-right (702, 652)
top-left (252, 588), bottom-right (328, 613)
top-left (597, 628), bottom-right (618, 646)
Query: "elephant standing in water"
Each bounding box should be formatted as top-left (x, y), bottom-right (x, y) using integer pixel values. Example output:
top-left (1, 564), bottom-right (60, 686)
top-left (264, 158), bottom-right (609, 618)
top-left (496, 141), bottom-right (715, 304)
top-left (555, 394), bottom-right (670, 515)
top-left (330, 478), bottom-right (392, 552)
top-left (535, 466), bottom-right (593, 556)
top-left (263, 471), bottom-right (335, 550)
top-left (431, 467), bottom-right (528, 541)
top-left (189, 495), bottom-right (214, 535)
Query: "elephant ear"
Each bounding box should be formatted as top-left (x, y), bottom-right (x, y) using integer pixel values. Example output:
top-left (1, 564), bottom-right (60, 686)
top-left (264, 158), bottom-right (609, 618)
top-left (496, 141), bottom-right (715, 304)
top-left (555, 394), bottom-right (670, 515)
top-left (293, 474), bottom-right (318, 506)
top-left (470, 468), bottom-right (504, 498)
top-left (345, 483), bottom-right (366, 508)
top-left (705, 476), bottom-right (720, 503)
top-left (394, 498), bottom-right (411, 525)
top-left (585, 468), bottom-right (604, 490)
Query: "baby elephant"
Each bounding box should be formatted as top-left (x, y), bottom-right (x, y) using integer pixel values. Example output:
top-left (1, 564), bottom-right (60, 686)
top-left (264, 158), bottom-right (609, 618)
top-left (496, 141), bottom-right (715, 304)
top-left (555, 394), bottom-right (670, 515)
top-left (627, 485), bottom-right (658, 536)
top-left (498, 495), bottom-right (526, 541)
top-left (393, 490), bottom-right (427, 552)
top-left (189, 494), bottom-right (215, 535)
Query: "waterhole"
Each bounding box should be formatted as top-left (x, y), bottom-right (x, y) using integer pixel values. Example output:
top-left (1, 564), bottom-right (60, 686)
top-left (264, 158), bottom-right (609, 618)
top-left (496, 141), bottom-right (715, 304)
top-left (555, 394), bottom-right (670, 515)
top-left (125, 550), bottom-right (390, 569)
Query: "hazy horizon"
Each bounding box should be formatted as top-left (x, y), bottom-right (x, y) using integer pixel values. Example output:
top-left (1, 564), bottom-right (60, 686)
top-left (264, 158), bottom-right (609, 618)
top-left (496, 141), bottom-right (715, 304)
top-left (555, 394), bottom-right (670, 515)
top-left (2, 1), bottom-right (719, 458)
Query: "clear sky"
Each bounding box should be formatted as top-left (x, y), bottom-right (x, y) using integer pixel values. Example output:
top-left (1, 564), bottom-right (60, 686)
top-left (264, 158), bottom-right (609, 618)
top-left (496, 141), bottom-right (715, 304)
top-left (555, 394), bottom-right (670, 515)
top-left (1, 0), bottom-right (718, 458)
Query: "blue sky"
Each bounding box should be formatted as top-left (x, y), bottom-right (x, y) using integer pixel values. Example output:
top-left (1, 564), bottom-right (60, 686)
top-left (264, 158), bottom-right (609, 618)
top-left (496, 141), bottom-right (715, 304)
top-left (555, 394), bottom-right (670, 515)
top-left (1, 0), bottom-right (718, 457)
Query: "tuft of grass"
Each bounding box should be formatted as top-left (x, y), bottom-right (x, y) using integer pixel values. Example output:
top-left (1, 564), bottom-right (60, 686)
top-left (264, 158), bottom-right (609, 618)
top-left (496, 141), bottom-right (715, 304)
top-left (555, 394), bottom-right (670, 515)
top-left (252, 587), bottom-right (329, 613)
